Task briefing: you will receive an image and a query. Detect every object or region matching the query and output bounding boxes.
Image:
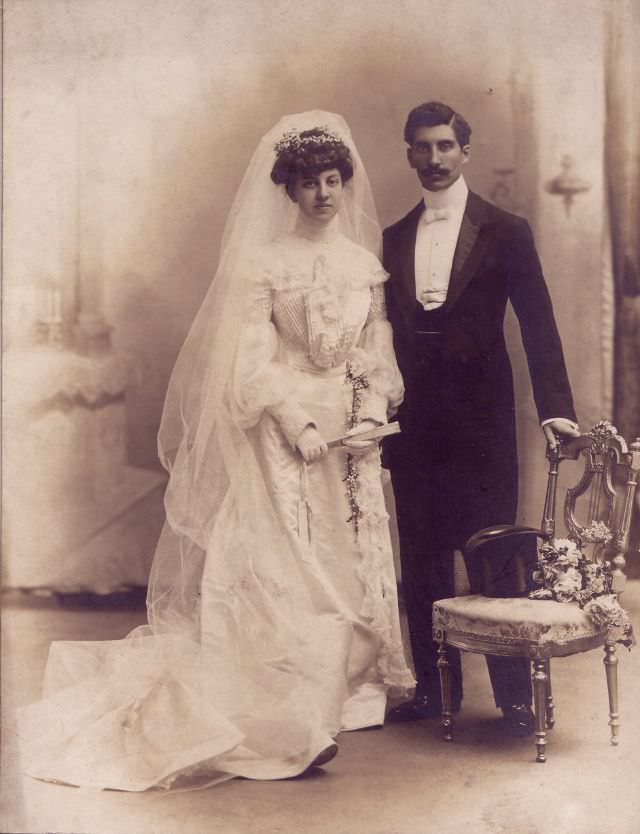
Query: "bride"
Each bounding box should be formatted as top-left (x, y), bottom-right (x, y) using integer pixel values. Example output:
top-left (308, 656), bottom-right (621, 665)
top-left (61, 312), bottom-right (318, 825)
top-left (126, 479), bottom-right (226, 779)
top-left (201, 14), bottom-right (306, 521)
top-left (18, 111), bottom-right (414, 791)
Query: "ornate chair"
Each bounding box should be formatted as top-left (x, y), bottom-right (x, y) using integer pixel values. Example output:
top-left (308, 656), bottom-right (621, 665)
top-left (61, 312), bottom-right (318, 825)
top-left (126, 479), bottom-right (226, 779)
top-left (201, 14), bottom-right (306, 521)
top-left (432, 421), bottom-right (640, 762)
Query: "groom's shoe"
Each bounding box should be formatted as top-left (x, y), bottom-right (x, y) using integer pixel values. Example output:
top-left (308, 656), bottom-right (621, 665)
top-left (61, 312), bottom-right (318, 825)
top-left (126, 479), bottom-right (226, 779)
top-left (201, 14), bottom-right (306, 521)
top-left (500, 704), bottom-right (535, 737)
top-left (386, 696), bottom-right (458, 722)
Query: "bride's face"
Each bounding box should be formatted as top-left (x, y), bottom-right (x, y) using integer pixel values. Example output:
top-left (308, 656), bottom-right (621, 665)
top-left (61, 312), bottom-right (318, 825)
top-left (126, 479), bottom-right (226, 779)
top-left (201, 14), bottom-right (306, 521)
top-left (290, 168), bottom-right (344, 225)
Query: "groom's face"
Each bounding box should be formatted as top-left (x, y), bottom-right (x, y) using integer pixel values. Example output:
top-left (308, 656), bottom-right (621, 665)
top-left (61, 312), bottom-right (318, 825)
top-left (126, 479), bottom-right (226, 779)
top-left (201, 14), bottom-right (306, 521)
top-left (407, 124), bottom-right (470, 192)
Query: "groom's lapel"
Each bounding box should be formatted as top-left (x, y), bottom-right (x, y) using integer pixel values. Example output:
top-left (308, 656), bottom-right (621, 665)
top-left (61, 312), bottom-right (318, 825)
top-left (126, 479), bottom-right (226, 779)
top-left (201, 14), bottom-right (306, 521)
top-left (395, 202), bottom-right (423, 324)
top-left (444, 191), bottom-right (491, 312)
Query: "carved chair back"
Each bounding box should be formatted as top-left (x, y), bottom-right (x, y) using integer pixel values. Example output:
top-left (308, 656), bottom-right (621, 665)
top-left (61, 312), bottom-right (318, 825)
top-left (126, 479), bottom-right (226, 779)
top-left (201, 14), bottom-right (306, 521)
top-left (541, 421), bottom-right (640, 594)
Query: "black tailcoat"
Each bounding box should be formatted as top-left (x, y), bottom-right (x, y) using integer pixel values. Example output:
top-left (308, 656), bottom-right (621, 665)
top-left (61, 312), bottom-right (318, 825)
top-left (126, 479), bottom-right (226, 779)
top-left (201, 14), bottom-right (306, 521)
top-left (382, 191), bottom-right (576, 708)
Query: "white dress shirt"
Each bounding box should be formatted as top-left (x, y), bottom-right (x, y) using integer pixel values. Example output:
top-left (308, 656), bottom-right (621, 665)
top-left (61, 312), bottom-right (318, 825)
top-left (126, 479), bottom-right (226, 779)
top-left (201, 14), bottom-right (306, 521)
top-left (413, 175), bottom-right (579, 434)
top-left (415, 175), bottom-right (468, 311)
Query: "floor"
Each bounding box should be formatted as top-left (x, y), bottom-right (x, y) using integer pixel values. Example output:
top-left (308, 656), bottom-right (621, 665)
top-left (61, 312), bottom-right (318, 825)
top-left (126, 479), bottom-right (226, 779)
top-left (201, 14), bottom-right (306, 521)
top-left (2, 585), bottom-right (640, 834)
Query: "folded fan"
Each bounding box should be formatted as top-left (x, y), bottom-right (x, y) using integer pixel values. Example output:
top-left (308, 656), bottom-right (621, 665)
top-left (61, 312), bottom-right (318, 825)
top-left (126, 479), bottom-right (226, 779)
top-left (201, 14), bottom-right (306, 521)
top-left (327, 422), bottom-right (401, 449)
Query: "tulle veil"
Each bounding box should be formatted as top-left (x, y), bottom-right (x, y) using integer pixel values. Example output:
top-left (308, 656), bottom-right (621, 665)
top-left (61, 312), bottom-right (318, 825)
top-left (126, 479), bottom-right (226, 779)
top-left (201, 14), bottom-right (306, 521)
top-left (17, 112), bottom-right (406, 790)
top-left (146, 110), bottom-right (384, 638)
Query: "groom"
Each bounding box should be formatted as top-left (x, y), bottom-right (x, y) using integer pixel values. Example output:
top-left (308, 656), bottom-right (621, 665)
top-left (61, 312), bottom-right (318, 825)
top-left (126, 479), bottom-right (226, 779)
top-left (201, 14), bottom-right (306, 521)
top-left (382, 101), bottom-right (579, 735)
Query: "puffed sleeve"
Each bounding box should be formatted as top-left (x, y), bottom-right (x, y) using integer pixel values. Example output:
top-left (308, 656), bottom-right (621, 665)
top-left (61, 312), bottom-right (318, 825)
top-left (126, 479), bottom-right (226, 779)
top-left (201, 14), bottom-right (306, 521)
top-left (229, 262), bottom-right (316, 449)
top-left (351, 263), bottom-right (404, 425)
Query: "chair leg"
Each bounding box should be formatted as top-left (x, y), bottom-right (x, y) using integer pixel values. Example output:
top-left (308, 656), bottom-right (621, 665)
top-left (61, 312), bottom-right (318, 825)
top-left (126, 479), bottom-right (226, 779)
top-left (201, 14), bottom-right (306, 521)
top-left (532, 659), bottom-right (548, 762)
top-left (436, 641), bottom-right (454, 742)
top-left (603, 642), bottom-right (620, 746)
top-left (543, 659), bottom-right (555, 729)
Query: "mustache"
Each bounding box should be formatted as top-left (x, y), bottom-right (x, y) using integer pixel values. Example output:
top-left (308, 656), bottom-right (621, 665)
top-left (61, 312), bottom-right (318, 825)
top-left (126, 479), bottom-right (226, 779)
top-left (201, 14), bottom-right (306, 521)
top-left (422, 167), bottom-right (449, 176)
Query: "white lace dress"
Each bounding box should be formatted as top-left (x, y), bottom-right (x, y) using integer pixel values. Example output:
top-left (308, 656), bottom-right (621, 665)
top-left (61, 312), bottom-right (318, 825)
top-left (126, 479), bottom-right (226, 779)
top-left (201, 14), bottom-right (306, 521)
top-left (17, 227), bottom-right (414, 792)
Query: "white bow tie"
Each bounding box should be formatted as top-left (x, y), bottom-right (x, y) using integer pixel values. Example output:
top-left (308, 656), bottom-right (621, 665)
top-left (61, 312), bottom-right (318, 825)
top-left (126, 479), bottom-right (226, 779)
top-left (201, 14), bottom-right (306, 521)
top-left (422, 207), bottom-right (451, 224)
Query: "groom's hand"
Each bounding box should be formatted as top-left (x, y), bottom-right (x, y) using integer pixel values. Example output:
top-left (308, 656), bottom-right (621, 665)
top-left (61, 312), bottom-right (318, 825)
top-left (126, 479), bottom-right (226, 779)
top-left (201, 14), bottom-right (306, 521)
top-left (542, 418), bottom-right (580, 451)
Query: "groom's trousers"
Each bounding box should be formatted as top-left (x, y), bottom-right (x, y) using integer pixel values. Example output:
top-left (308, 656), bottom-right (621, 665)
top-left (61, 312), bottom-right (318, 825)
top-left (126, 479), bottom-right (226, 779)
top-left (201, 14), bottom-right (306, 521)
top-left (386, 318), bottom-right (534, 710)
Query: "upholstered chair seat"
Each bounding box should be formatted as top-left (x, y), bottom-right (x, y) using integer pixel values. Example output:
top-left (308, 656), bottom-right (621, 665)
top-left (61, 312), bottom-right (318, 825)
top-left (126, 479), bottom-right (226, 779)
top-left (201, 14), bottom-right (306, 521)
top-left (433, 595), bottom-right (603, 658)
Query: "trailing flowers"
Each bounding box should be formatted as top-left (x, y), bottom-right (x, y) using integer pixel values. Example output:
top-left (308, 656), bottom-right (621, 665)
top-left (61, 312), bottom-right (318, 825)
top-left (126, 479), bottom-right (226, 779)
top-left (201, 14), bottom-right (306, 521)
top-left (343, 360), bottom-right (370, 536)
top-left (528, 524), bottom-right (634, 648)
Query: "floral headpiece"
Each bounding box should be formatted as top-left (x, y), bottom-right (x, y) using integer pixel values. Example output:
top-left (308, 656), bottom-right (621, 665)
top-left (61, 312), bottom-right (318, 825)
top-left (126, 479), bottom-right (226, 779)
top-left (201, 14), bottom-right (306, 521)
top-left (273, 126), bottom-right (345, 157)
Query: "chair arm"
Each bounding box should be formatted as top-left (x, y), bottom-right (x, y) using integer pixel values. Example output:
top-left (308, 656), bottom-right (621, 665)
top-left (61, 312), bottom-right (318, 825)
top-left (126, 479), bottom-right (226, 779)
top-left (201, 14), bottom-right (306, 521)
top-left (464, 525), bottom-right (550, 559)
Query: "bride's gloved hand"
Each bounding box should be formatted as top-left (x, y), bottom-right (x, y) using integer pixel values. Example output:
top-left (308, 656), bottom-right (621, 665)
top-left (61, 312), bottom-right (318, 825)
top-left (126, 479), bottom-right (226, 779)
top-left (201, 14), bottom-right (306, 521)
top-left (342, 419), bottom-right (381, 456)
top-left (295, 425), bottom-right (329, 462)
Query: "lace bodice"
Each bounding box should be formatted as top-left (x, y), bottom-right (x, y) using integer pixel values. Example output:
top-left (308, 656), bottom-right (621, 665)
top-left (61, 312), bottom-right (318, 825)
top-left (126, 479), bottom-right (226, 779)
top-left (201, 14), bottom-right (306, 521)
top-left (248, 231), bottom-right (387, 368)
top-left (231, 228), bottom-right (404, 446)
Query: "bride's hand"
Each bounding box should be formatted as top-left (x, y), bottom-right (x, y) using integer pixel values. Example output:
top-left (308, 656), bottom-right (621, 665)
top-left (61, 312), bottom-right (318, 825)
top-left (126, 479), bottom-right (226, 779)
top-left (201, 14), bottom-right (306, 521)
top-left (342, 419), bottom-right (381, 456)
top-left (295, 425), bottom-right (329, 462)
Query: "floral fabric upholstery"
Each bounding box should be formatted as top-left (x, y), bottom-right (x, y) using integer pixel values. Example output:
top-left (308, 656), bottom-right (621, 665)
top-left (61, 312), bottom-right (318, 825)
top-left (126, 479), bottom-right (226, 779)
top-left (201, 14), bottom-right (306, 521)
top-left (432, 595), bottom-right (601, 652)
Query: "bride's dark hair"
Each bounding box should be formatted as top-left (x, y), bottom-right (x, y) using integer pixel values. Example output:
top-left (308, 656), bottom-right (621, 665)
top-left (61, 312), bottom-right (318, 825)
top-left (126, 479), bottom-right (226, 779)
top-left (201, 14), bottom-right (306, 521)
top-left (270, 127), bottom-right (354, 192)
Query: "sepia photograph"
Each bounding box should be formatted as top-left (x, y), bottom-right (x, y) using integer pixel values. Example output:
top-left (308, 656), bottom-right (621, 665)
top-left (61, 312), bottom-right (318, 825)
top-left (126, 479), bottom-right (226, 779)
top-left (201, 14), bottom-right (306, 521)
top-left (2, 1), bottom-right (639, 832)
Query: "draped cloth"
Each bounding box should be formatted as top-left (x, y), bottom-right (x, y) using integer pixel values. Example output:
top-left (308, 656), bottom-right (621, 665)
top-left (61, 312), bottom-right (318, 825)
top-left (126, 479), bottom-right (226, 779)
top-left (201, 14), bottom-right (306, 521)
top-left (605, 0), bottom-right (640, 439)
top-left (605, 1), bottom-right (640, 574)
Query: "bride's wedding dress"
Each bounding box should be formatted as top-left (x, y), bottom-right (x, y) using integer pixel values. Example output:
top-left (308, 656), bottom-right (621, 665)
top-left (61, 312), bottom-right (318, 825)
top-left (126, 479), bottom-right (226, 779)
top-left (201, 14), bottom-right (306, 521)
top-left (17, 217), bottom-right (413, 791)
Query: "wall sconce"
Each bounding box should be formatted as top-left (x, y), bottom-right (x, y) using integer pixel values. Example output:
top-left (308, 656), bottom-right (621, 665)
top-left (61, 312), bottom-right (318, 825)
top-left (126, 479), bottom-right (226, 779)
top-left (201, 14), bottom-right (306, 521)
top-left (545, 155), bottom-right (591, 215)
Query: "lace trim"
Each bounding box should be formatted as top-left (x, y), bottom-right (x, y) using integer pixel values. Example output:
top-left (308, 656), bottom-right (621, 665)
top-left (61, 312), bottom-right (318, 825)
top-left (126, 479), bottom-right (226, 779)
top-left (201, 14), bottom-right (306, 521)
top-left (355, 452), bottom-right (415, 692)
top-left (256, 234), bottom-right (387, 294)
top-left (246, 238), bottom-right (390, 373)
top-left (367, 284), bottom-right (388, 323)
top-left (343, 363), bottom-right (413, 692)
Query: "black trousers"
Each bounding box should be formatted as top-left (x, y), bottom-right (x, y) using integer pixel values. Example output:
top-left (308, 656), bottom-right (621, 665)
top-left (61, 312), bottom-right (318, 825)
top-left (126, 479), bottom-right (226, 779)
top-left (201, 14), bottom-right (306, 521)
top-left (391, 463), bottom-right (533, 709)
top-left (388, 321), bottom-right (533, 709)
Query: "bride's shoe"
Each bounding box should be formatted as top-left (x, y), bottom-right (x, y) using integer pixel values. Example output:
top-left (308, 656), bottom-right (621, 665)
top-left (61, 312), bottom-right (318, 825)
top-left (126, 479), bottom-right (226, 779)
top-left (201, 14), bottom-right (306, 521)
top-left (308, 742), bottom-right (338, 768)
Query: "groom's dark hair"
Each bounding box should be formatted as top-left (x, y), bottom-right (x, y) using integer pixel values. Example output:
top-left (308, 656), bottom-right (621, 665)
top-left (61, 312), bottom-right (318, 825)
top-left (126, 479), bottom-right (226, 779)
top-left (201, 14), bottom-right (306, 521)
top-left (404, 101), bottom-right (472, 147)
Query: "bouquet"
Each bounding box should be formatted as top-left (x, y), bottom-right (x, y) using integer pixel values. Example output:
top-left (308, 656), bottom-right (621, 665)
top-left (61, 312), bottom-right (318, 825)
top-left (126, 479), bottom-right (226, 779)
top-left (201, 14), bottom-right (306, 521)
top-left (528, 523), bottom-right (634, 647)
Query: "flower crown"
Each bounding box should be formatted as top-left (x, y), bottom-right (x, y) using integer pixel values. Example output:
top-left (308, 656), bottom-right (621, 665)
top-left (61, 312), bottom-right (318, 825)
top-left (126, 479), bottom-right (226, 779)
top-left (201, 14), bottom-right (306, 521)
top-left (273, 126), bottom-right (345, 157)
